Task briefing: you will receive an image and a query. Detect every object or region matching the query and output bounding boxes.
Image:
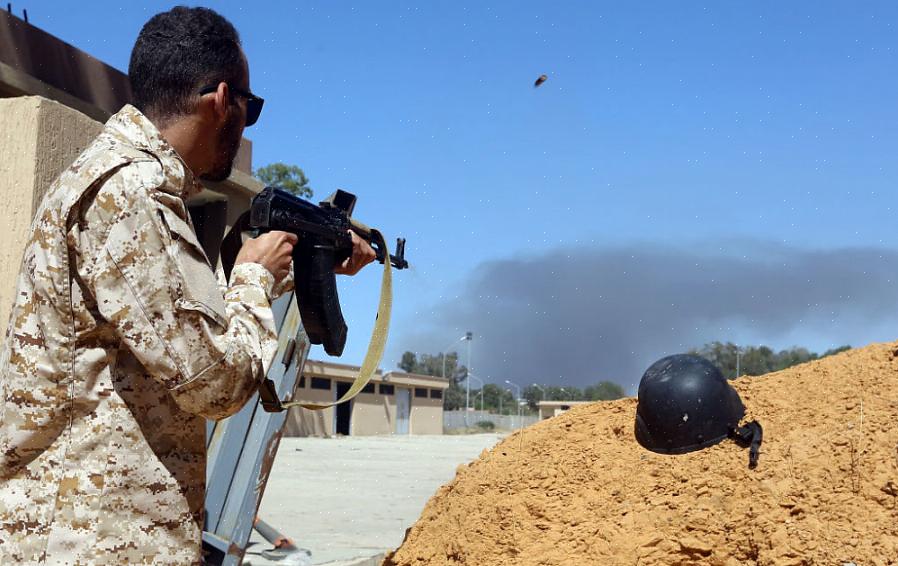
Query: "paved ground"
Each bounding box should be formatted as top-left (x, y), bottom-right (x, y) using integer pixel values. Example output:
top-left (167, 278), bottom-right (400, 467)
top-left (243, 433), bottom-right (505, 565)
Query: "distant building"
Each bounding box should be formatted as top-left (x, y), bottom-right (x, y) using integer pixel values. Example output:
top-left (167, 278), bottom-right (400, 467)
top-left (282, 360), bottom-right (449, 436)
top-left (538, 400), bottom-right (592, 420)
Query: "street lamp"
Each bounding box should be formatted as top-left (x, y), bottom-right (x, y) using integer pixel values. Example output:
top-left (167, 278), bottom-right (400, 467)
top-left (499, 389), bottom-right (509, 415)
top-left (467, 373), bottom-right (485, 413)
top-left (504, 379), bottom-right (521, 427)
top-left (531, 383), bottom-right (545, 419)
top-left (440, 334), bottom-right (469, 380)
top-left (736, 346), bottom-right (742, 379)
top-left (532, 383), bottom-right (545, 401)
top-left (504, 379), bottom-right (521, 400)
top-left (462, 332), bottom-right (473, 425)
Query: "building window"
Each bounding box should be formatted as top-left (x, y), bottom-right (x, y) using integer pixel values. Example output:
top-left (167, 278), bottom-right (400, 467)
top-left (379, 384), bottom-right (394, 395)
top-left (299, 376), bottom-right (305, 388)
top-left (430, 389), bottom-right (443, 399)
top-left (414, 387), bottom-right (428, 398)
top-left (311, 377), bottom-right (331, 390)
top-left (362, 383), bottom-right (375, 394)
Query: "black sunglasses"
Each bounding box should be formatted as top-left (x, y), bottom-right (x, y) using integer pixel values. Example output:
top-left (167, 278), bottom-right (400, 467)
top-left (198, 84), bottom-right (264, 127)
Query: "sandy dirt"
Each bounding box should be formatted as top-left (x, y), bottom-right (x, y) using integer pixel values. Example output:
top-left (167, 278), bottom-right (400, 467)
top-left (384, 342), bottom-right (898, 565)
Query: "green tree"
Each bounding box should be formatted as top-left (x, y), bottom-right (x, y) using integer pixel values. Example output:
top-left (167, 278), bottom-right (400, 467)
top-left (442, 383), bottom-right (465, 411)
top-left (822, 345), bottom-right (851, 357)
top-left (691, 342), bottom-right (852, 379)
top-left (481, 384), bottom-right (515, 414)
top-left (397, 351), bottom-right (468, 411)
top-left (255, 162), bottom-right (312, 199)
top-left (522, 385), bottom-right (542, 410)
top-left (397, 351), bottom-right (466, 384)
top-left (584, 381), bottom-right (625, 401)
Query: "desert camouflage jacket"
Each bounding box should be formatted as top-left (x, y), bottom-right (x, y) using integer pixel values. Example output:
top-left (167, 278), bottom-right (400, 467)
top-left (0, 105), bottom-right (281, 564)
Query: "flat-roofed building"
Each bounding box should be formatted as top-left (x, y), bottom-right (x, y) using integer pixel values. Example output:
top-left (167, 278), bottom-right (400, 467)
top-left (283, 360), bottom-right (449, 437)
top-left (538, 400), bottom-right (592, 420)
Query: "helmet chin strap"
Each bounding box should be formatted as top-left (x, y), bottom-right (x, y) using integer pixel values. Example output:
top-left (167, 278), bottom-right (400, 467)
top-left (729, 420), bottom-right (763, 469)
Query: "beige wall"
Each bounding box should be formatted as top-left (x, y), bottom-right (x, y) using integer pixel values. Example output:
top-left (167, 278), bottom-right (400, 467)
top-left (351, 392), bottom-right (395, 436)
top-left (283, 380), bottom-right (335, 437)
top-left (0, 94), bottom-right (262, 343)
top-left (282, 377), bottom-right (449, 437)
top-left (410, 395), bottom-right (444, 435)
top-left (537, 401), bottom-right (591, 420)
top-left (0, 96), bottom-right (101, 329)
top-left (0, 9), bottom-right (255, 173)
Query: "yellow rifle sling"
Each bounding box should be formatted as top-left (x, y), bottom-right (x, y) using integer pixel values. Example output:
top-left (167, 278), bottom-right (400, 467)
top-left (280, 229), bottom-right (392, 411)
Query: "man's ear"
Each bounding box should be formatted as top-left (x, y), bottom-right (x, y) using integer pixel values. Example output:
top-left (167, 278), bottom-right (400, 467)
top-left (212, 81), bottom-right (230, 122)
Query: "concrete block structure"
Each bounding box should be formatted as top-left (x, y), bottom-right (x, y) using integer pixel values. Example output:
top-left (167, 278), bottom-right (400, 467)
top-left (0, 97), bottom-right (101, 327)
top-left (283, 360), bottom-right (449, 437)
top-left (537, 400), bottom-right (592, 420)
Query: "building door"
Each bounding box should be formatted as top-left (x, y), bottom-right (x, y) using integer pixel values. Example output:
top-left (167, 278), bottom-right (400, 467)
top-left (395, 388), bottom-right (410, 434)
top-left (335, 381), bottom-right (352, 436)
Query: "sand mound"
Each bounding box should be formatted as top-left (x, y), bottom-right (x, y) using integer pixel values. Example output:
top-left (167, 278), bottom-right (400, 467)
top-left (384, 342), bottom-right (898, 565)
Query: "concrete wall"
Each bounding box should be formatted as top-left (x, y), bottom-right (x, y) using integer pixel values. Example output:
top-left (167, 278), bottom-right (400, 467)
top-left (282, 362), bottom-right (449, 437)
top-left (410, 394), bottom-right (443, 435)
top-left (0, 96), bottom-right (101, 329)
top-left (351, 392), bottom-right (395, 436)
top-left (0, 9), bottom-right (129, 120)
top-left (282, 379), bottom-right (451, 437)
top-left (537, 401), bottom-right (591, 420)
top-left (0, 10), bottom-right (255, 174)
top-left (283, 380), bottom-right (335, 437)
top-left (0, 94), bottom-right (262, 342)
top-left (443, 410), bottom-right (539, 432)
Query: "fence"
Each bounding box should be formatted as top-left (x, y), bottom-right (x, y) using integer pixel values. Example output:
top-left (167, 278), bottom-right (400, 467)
top-left (443, 410), bottom-right (540, 432)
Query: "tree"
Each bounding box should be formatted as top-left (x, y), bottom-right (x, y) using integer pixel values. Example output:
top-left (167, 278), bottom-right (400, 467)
top-left (522, 385), bottom-right (542, 411)
top-left (481, 384), bottom-right (515, 414)
top-left (397, 351), bottom-right (466, 384)
top-left (822, 345), bottom-right (851, 357)
top-left (548, 385), bottom-right (582, 401)
top-left (584, 381), bottom-right (625, 401)
top-left (691, 342), bottom-right (852, 379)
top-left (397, 351), bottom-right (469, 411)
top-left (255, 162), bottom-right (312, 199)
top-left (442, 384), bottom-right (465, 411)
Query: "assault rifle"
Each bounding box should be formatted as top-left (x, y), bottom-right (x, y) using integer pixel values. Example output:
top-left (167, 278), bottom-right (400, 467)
top-left (220, 186), bottom-right (408, 358)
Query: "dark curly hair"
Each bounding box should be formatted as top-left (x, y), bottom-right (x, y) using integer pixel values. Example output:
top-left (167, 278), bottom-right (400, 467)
top-left (129, 6), bottom-right (244, 122)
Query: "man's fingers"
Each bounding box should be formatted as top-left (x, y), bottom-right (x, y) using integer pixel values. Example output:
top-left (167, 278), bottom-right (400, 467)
top-left (361, 243), bottom-right (376, 264)
top-left (235, 230), bottom-right (298, 284)
top-left (332, 231), bottom-right (378, 276)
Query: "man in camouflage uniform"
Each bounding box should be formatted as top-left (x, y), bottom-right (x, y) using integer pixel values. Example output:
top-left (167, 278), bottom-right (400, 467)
top-left (0, 7), bottom-right (374, 564)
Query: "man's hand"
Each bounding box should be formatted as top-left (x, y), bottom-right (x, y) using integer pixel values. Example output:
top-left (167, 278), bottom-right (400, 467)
top-left (334, 230), bottom-right (377, 276)
top-left (235, 231), bottom-right (298, 283)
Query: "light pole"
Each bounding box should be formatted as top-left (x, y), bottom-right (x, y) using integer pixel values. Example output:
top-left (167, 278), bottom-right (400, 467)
top-left (463, 332), bottom-right (473, 426)
top-left (441, 334), bottom-right (469, 380)
top-left (467, 373), bottom-right (484, 413)
top-left (504, 380), bottom-right (521, 428)
top-left (504, 379), bottom-right (521, 400)
top-left (736, 346), bottom-right (742, 379)
top-left (532, 383), bottom-right (545, 419)
top-left (499, 389), bottom-right (506, 415)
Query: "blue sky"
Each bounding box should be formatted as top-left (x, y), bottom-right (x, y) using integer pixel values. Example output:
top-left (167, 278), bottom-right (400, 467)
top-left (24, 1), bottom-right (898, 390)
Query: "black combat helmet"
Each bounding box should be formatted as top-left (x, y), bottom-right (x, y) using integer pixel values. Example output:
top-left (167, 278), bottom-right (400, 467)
top-left (635, 354), bottom-right (761, 466)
